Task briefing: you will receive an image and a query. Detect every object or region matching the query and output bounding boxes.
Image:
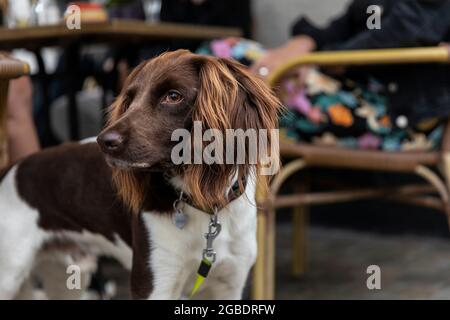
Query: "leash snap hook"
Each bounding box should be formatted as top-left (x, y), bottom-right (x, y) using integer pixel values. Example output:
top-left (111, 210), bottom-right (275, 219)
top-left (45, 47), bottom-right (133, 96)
top-left (202, 207), bottom-right (221, 263)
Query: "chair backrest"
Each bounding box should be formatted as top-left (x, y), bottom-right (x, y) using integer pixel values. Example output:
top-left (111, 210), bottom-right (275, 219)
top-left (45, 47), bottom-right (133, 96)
top-left (268, 47), bottom-right (450, 86)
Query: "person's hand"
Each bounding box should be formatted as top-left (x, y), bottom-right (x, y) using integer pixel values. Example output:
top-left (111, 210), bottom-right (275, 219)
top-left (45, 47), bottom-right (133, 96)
top-left (6, 76), bottom-right (40, 162)
top-left (439, 42), bottom-right (450, 55)
top-left (8, 76), bottom-right (33, 115)
top-left (250, 35), bottom-right (316, 82)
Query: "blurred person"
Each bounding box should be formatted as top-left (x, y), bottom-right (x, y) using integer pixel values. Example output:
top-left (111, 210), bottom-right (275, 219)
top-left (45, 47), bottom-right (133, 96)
top-left (160, 0), bottom-right (252, 39)
top-left (200, 0), bottom-right (450, 151)
top-left (0, 1), bottom-right (40, 162)
top-left (6, 76), bottom-right (40, 163)
top-left (0, 0), bottom-right (57, 148)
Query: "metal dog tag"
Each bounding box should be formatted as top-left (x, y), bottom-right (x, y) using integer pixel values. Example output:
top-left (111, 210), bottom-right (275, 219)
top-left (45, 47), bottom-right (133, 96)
top-left (173, 209), bottom-right (188, 229)
top-left (173, 192), bottom-right (188, 229)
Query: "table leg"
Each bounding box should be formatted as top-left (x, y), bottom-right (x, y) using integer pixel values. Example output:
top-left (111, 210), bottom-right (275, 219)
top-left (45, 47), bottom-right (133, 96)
top-left (65, 43), bottom-right (81, 141)
top-left (33, 50), bottom-right (58, 146)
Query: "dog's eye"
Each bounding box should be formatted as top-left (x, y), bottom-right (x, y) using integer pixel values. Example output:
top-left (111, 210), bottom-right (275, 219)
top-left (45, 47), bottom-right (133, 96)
top-left (162, 90), bottom-right (183, 104)
top-left (121, 91), bottom-right (134, 113)
top-left (122, 97), bottom-right (131, 113)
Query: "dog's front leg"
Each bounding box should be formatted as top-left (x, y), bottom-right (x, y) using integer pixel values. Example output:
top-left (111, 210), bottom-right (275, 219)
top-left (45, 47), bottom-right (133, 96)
top-left (131, 213), bottom-right (188, 300)
top-left (147, 254), bottom-right (189, 300)
top-left (194, 262), bottom-right (252, 300)
top-left (130, 248), bottom-right (188, 300)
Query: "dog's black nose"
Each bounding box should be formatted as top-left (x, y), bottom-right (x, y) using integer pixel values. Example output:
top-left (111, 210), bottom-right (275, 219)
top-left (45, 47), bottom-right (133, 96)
top-left (97, 131), bottom-right (125, 154)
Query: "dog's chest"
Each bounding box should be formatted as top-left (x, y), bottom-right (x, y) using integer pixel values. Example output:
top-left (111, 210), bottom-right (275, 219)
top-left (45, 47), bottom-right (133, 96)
top-left (141, 187), bottom-right (257, 299)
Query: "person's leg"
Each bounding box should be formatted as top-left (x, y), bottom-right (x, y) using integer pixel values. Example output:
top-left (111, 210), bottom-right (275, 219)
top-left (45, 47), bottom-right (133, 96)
top-left (7, 76), bottom-right (40, 163)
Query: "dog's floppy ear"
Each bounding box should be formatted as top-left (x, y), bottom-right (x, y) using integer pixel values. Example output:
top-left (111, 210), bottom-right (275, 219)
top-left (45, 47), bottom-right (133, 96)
top-left (220, 57), bottom-right (282, 135)
top-left (184, 56), bottom-right (282, 211)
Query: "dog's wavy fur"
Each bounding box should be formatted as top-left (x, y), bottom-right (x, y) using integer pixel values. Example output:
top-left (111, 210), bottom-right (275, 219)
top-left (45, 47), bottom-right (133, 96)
top-left (107, 51), bottom-right (282, 213)
top-left (107, 61), bottom-right (151, 213)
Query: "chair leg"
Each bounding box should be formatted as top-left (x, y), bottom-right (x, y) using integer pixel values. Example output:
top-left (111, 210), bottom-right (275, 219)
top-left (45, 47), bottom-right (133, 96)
top-left (415, 165), bottom-right (450, 227)
top-left (292, 181), bottom-right (309, 278)
top-left (252, 159), bottom-right (307, 299)
top-left (252, 206), bottom-right (267, 300)
top-left (252, 205), bottom-right (276, 299)
top-left (265, 207), bottom-right (276, 299)
top-left (292, 203), bottom-right (308, 278)
top-left (252, 174), bottom-right (276, 300)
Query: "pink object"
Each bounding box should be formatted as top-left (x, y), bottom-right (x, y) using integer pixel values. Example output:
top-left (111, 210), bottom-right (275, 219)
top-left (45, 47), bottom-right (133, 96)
top-left (308, 107), bottom-right (323, 124)
top-left (225, 37), bottom-right (240, 46)
top-left (211, 40), bottom-right (232, 58)
top-left (358, 133), bottom-right (381, 150)
top-left (289, 91), bottom-right (311, 115)
top-left (283, 80), bottom-right (296, 94)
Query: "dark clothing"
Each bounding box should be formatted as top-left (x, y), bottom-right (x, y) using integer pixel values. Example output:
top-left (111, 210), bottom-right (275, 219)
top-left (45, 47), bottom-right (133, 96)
top-left (161, 0), bottom-right (252, 38)
top-left (292, 0), bottom-right (450, 125)
top-left (158, 0), bottom-right (251, 53)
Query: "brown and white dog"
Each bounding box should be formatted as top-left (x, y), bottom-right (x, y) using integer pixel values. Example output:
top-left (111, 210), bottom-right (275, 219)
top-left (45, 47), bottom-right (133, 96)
top-left (0, 50), bottom-right (281, 299)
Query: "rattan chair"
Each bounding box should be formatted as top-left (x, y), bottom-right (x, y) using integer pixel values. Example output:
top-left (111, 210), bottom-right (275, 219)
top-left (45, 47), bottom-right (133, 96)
top-left (0, 53), bottom-right (30, 167)
top-left (252, 46), bottom-right (450, 300)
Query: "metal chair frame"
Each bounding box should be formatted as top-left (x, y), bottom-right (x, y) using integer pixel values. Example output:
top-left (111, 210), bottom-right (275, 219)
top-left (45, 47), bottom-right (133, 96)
top-left (252, 47), bottom-right (450, 300)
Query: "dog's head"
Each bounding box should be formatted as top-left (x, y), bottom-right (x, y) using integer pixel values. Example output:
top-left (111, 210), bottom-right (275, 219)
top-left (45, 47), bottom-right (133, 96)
top-left (98, 50), bottom-right (282, 212)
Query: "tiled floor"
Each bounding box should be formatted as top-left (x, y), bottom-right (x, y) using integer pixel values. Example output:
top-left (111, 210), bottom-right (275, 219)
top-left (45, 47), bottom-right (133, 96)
top-left (105, 223), bottom-right (450, 300)
top-left (275, 225), bottom-right (450, 299)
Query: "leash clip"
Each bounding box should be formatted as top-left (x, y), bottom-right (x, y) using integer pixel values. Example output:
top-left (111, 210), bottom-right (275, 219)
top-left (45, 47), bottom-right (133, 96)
top-left (202, 207), bottom-right (221, 263)
top-left (190, 207), bottom-right (222, 298)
